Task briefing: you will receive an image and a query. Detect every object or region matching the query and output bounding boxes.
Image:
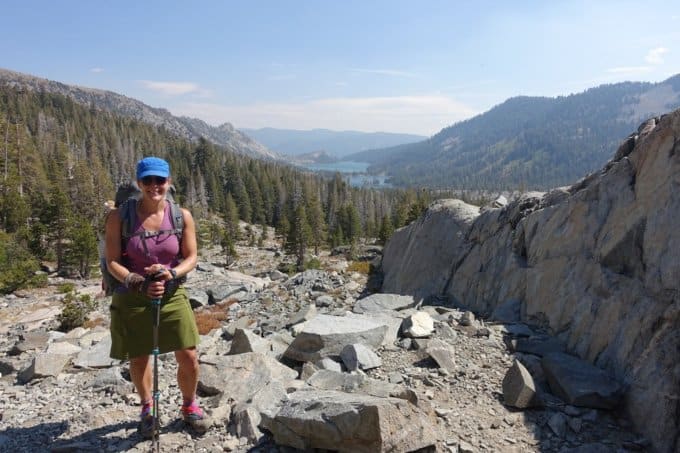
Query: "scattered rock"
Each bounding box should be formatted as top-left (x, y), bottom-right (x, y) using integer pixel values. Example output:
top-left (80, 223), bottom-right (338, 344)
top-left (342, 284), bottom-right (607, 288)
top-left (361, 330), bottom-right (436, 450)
top-left (401, 311), bottom-right (434, 338)
top-left (502, 360), bottom-right (538, 409)
top-left (542, 352), bottom-right (624, 410)
top-left (340, 343), bottom-right (382, 371)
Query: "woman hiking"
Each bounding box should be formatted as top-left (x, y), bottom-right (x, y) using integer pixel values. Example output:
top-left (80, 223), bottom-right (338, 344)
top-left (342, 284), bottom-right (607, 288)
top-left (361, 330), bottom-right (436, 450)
top-left (104, 156), bottom-right (210, 438)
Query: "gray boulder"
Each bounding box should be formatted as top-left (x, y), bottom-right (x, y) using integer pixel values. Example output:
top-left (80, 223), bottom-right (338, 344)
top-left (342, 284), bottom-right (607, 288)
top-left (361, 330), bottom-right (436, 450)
top-left (541, 352), bottom-right (624, 410)
top-left (261, 389), bottom-right (438, 452)
top-left (18, 353), bottom-right (70, 383)
top-left (340, 343), bottom-right (382, 371)
top-left (10, 331), bottom-right (51, 355)
top-left (228, 328), bottom-right (269, 355)
top-left (286, 303), bottom-right (318, 327)
top-left (502, 360), bottom-right (538, 408)
top-left (510, 336), bottom-right (565, 357)
top-left (199, 352), bottom-right (296, 400)
top-left (314, 357), bottom-right (343, 372)
top-left (284, 314), bottom-right (387, 362)
top-left (199, 352), bottom-right (296, 427)
top-left (382, 199), bottom-right (479, 300)
top-left (73, 334), bottom-right (118, 368)
top-left (425, 339), bottom-right (456, 373)
top-left (353, 294), bottom-right (416, 313)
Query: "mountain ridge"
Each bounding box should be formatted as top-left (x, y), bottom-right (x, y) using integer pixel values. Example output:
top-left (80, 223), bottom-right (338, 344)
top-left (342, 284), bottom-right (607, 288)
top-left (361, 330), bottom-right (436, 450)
top-left (348, 75), bottom-right (680, 190)
top-left (0, 68), bottom-right (279, 160)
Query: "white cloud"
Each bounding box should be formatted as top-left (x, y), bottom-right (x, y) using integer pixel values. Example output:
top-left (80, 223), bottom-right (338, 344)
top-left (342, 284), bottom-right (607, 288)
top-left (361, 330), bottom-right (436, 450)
top-left (170, 95), bottom-right (477, 136)
top-left (645, 47), bottom-right (668, 64)
top-left (139, 80), bottom-right (205, 96)
top-left (90, 67), bottom-right (104, 73)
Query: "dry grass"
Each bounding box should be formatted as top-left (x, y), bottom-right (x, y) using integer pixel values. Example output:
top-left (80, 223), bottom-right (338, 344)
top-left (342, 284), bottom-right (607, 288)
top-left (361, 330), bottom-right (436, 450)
top-left (193, 299), bottom-right (236, 335)
top-left (347, 261), bottom-right (371, 275)
top-left (83, 316), bottom-right (108, 329)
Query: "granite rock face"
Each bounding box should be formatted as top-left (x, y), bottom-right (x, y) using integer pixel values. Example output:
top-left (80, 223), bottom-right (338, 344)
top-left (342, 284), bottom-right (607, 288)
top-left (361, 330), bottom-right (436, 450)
top-left (381, 111), bottom-right (680, 453)
top-left (381, 199), bottom-right (479, 301)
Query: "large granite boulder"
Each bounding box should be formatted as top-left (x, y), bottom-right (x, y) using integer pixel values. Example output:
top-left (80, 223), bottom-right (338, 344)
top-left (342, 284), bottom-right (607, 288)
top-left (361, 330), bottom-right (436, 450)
top-left (284, 314), bottom-right (388, 362)
top-left (541, 352), bottom-right (624, 410)
top-left (379, 110), bottom-right (680, 452)
top-left (353, 294), bottom-right (416, 313)
top-left (261, 389), bottom-right (438, 452)
top-left (381, 199), bottom-right (478, 301)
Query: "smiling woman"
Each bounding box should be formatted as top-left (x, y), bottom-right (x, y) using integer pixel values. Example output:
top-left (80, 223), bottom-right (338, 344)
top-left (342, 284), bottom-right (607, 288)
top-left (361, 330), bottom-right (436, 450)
top-left (104, 156), bottom-right (210, 439)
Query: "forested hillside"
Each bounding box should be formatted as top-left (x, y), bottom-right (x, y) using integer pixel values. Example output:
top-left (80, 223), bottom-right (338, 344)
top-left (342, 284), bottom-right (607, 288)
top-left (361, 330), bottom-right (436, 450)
top-left (350, 75), bottom-right (680, 190)
top-left (0, 68), bottom-right (278, 160)
top-left (0, 86), bottom-right (437, 293)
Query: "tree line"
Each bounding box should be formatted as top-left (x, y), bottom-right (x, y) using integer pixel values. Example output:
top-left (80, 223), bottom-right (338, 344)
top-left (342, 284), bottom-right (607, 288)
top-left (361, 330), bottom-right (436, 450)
top-left (0, 86), bottom-right (447, 293)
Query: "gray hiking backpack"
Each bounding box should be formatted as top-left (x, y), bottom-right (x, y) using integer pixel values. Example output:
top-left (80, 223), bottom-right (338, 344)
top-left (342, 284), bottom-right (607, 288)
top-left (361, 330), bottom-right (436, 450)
top-left (101, 182), bottom-right (184, 296)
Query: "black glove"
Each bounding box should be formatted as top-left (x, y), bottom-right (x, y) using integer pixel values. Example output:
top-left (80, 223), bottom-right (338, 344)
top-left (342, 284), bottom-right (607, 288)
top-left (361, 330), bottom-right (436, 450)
top-left (123, 272), bottom-right (146, 293)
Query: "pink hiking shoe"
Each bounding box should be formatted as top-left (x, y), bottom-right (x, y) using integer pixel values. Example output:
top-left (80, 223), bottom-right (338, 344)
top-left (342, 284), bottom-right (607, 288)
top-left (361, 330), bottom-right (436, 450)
top-left (181, 399), bottom-right (211, 433)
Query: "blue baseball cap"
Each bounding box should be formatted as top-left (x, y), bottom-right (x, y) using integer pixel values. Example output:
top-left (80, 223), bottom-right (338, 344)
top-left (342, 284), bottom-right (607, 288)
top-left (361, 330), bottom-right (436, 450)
top-left (136, 157), bottom-right (170, 179)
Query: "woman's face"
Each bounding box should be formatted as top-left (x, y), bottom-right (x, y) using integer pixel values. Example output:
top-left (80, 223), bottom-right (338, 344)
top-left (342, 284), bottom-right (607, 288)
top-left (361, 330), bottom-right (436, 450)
top-left (138, 175), bottom-right (170, 201)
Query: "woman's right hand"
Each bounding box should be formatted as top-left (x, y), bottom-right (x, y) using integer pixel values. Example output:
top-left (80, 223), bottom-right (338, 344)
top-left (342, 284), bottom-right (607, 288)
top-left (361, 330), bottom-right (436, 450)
top-left (144, 274), bottom-right (167, 299)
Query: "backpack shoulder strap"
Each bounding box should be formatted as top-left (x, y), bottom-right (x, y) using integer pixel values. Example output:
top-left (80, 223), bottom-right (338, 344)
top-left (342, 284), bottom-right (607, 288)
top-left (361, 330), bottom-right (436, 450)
top-left (119, 198), bottom-right (138, 239)
top-left (168, 201), bottom-right (184, 238)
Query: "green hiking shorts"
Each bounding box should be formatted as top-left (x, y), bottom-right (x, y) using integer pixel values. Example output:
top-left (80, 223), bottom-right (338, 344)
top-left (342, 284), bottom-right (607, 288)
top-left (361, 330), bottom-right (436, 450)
top-left (109, 286), bottom-right (200, 360)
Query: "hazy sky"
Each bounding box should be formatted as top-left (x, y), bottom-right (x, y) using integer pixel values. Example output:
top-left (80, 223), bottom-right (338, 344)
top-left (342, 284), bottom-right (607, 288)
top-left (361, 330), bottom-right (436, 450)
top-left (2, 1), bottom-right (679, 135)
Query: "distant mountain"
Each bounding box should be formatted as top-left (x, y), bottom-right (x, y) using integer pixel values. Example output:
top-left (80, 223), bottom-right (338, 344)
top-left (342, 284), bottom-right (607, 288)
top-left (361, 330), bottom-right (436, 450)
top-left (240, 127), bottom-right (426, 158)
top-left (287, 150), bottom-right (338, 165)
top-left (0, 68), bottom-right (279, 160)
top-left (348, 75), bottom-right (680, 190)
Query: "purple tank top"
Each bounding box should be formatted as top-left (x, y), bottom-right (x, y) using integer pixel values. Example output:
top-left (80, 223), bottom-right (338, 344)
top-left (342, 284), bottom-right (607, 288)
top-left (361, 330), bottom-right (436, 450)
top-left (125, 203), bottom-right (181, 274)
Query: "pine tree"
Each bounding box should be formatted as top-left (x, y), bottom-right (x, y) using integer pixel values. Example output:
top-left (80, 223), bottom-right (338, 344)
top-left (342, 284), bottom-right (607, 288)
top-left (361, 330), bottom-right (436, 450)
top-left (379, 214), bottom-right (394, 245)
top-left (64, 215), bottom-right (98, 277)
top-left (305, 185), bottom-right (326, 256)
top-left (223, 192), bottom-right (240, 243)
top-left (285, 189), bottom-right (312, 270)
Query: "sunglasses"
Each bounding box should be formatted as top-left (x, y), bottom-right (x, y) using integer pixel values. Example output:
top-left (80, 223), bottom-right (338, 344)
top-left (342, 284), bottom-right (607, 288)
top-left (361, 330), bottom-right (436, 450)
top-left (141, 176), bottom-right (168, 186)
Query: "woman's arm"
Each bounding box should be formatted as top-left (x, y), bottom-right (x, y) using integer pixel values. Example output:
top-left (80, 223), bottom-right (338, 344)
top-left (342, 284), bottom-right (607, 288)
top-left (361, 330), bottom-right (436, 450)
top-left (104, 208), bottom-right (127, 283)
top-left (105, 208), bottom-right (146, 293)
top-left (174, 207), bottom-right (198, 277)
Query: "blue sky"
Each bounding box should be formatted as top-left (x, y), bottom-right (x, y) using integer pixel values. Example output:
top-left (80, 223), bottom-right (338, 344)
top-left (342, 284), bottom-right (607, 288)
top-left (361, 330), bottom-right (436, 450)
top-left (2, 1), bottom-right (679, 135)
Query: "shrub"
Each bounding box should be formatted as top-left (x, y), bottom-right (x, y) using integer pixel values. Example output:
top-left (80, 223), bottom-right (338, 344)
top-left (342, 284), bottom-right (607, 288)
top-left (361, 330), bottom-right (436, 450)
top-left (304, 257), bottom-right (322, 270)
top-left (0, 231), bottom-right (47, 294)
top-left (57, 290), bottom-right (97, 332)
top-left (278, 261), bottom-right (298, 275)
top-left (57, 282), bottom-right (76, 294)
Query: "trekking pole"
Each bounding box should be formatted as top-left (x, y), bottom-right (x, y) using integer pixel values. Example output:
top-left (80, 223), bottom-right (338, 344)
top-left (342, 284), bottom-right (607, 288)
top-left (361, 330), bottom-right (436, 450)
top-left (151, 295), bottom-right (161, 452)
top-left (149, 270), bottom-right (164, 453)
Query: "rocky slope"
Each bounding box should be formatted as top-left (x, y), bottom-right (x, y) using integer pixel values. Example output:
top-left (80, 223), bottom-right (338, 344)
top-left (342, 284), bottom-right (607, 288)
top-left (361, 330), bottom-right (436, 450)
top-left (0, 231), bottom-right (648, 452)
top-left (0, 68), bottom-right (278, 160)
top-left (382, 110), bottom-right (680, 452)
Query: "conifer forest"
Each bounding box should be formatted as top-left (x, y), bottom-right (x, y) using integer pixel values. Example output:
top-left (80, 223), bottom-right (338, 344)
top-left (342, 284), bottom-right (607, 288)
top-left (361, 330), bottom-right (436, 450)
top-left (0, 86), bottom-right (440, 293)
